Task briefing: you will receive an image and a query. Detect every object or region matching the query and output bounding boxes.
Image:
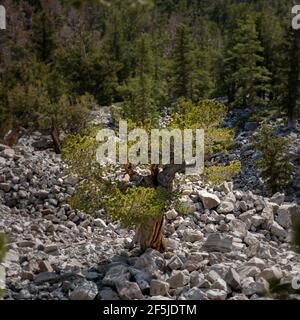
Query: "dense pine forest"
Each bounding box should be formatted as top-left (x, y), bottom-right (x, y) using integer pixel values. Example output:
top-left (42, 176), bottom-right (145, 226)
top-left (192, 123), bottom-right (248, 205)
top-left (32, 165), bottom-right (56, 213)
top-left (1, 0), bottom-right (300, 303)
top-left (0, 0), bottom-right (299, 137)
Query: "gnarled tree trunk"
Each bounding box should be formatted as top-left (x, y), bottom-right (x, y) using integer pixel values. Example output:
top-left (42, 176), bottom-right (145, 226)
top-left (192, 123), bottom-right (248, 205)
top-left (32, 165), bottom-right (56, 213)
top-left (134, 214), bottom-right (165, 252)
top-left (125, 163), bottom-right (185, 252)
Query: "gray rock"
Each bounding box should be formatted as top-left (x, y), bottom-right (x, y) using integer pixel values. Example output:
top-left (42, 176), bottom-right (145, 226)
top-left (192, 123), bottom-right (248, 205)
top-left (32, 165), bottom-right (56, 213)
top-left (0, 183), bottom-right (10, 192)
top-left (276, 204), bottom-right (298, 229)
top-left (38, 260), bottom-right (53, 273)
top-left (183, 229), bottom-right (203, 243)
top-left (94, 218), bottom-right (107, 228)
top-left (259, 267), bottom-right (283, 281)
top-left (229, 294), bottom-right (249, 300)
top-left (150, 279), bottom-right (170, 296)
top-left (149, 296), bottom-right (173, 300)
top-left (239, 201), bottom-right (248, 212)
top-left (198, 191), bottom-right (221, 209)
top-left (44, 244), bottom-right (58, 254)
top-left (242, 277), bottom-right (269, 296)
top-left (206, 270), bottom-right (221, 283)
top-left (98, 288), bottom-right (120, 300)
top-left (134, 249), bottom-right (165, 275)
top-left (217, 202), bottom-right (235, 214)
top-left (212, 278), bottom-right (230, 293)
top-left (178, 196), bottom-right (197, 214)
top-left (246, 257), bottom-right (266, 270)
top-left (203, 234), bottom-right (233, 253)
top-left (238, 266), bottom-right (261, 280)
top-left (206, 289), bottom-right (227, 300)
top-left (221, 182), bottom-right (233, 194)
top-left (102, 265), bottom-right (131, 287)
top-left (167, 255), bottom-right (184, 270)
top-left (34, 272), bottom-right (59, 284)
top-left (37, 190), bottom-right (49, 200)
top-left (64, 174), bottom-right (79, 186)
top-left (167, 270), bottom-right (190, 289)
top-left (270, 221), bottom-right (288, 238)
top-left (251, 215), bottom-right (265, 228)
top-left (17, 289), bottom-right (32, 300)
top-left (270, 193), bottom-right (285, 206)
top-left (18, 190), bottom-right (28, 199)
top-left (190, 271), bottom-right (207, 288)
top-left (166, 209), bottom-right (178, 220)
top-left (225, 268), bottom-right (241, 289)
top-left (1, 148), bottom-right (15, 159)
top-left (229, 219), bottom-right (247, 237)
top-left (116, 281), bottom-right (144, 300)
top-left (183, 287), bottom-right (207, 300)
top-left (70, 280), bottom-right (98, 300)
top-left (18, 241), bottom-right (36, 248)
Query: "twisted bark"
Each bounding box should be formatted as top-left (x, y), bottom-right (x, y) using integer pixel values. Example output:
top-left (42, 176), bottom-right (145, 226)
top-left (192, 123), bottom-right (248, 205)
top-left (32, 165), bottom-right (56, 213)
top-left (125, 163), bottom-right (185, 252)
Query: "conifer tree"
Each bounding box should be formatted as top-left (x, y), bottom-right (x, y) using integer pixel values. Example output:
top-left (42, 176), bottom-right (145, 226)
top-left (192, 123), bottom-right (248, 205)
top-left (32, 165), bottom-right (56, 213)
top-left (223, 16), bottom-right (271, 109)
top-left (172, 23), bottom-right (197, 101)
top-left (256, 9), bottom-right (284, 102)
top-left (31, 12), bottom-right (56, 62)
top-left (281, 26), bottom-right (300, 128)
top-left (123, 34), bottom-right (158, 124)
top-left (254, 125), bottom-right (295, 194)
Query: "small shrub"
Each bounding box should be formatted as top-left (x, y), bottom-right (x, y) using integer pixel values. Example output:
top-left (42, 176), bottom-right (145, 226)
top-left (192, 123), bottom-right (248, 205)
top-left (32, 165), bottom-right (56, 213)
top-left (203, 161), bottom-right (241, 187)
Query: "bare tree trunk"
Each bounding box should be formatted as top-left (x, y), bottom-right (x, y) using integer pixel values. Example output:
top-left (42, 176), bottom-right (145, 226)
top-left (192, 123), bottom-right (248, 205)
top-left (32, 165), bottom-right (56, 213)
top-left (51, 116), bottom-right (61, 154)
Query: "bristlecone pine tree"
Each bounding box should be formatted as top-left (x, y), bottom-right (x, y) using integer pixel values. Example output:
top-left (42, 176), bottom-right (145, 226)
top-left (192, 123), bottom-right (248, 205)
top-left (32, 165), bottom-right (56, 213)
top-left (254, 125), bottom-right (295, 194)
top-left (62, 99), bottom-right (239, 252)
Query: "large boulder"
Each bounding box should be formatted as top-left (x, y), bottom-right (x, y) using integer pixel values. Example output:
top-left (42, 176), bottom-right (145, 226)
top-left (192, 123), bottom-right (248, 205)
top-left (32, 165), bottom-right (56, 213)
top-left (270, 193), bottom-right (285, 206)
top-left (198, 191), bottom-right (221, 209)
top-left (276, 204), bottom-right (299, 229)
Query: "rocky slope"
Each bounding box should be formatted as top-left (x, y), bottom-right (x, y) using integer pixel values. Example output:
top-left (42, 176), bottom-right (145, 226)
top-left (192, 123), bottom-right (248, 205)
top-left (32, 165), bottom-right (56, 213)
top-left (1, 125), bottom-right (300, 300)
top-left (222, 109), bottom-right (300, 202)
